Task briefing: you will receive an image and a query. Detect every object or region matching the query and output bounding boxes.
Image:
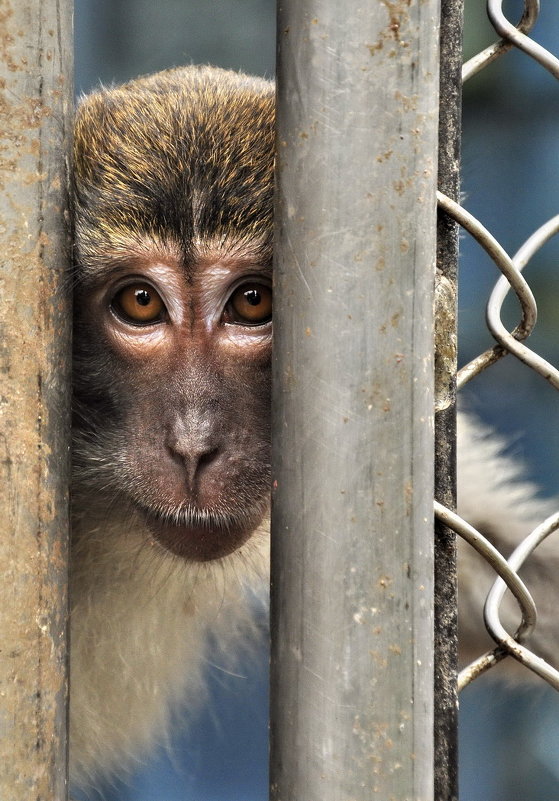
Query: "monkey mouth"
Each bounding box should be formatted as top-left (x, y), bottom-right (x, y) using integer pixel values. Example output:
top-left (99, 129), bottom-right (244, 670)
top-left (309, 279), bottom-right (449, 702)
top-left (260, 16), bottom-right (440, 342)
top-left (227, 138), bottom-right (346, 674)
top-left (137, 503), bottom-right (260, 562)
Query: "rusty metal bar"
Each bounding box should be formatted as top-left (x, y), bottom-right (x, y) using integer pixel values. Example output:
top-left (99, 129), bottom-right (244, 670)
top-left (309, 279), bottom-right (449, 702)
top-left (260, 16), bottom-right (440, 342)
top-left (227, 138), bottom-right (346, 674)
top-left (270, 1), bottom-right (440, 798)
top-left (0, 1), bottom-right (73, 799)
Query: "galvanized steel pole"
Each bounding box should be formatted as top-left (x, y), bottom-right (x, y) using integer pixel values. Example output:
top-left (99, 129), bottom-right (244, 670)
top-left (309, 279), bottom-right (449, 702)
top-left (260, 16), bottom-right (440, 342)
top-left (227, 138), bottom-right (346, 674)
top-left (0, 2), bottom-right (73, 799)
top-left (271, 1), bottom-right (439, 799)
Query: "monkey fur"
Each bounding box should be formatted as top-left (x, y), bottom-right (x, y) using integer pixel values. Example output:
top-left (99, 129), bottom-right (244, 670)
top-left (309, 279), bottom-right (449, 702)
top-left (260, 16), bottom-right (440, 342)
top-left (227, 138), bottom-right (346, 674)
top-left (71, 65), bottom-right (557, 788)
top-left (457, 413), bottom-right (558, 672)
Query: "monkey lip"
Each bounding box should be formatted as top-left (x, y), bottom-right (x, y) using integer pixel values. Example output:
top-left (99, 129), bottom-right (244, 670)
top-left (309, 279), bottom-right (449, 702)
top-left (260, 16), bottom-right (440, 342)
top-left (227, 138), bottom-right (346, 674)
top-left (138, 505), bottom-right (257, 562)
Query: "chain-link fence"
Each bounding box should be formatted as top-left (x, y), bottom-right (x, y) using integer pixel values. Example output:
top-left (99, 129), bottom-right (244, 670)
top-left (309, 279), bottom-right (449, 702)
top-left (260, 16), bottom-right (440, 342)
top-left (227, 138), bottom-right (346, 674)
top-left (440, 0), bottom-right (559, 687)
top-left (436, 1), bottom-right (559, 793)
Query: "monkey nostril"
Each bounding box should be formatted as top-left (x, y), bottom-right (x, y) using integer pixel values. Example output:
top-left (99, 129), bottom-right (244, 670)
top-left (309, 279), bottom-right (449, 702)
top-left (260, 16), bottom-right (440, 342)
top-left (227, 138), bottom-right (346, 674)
top-left (197, 447), bottom-right (219, 469)
top-left (186, 447), bottom-right (220, 493)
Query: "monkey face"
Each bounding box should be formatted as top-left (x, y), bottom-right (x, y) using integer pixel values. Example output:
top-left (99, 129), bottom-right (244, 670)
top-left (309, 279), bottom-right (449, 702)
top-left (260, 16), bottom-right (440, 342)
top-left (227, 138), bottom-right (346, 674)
top-left (73, 245), bottom-right (271, 561)
top-left (72, 66), bottom-right (275, 562)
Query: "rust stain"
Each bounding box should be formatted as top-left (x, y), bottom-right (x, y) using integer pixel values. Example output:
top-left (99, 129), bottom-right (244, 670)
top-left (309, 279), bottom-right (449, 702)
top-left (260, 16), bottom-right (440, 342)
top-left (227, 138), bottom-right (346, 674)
top-left (381, 0), bottom-right (412, 42)
top-left (0, 2), bottom-right (72, 794)
top-left (368, 0), bottom-right (412, 53)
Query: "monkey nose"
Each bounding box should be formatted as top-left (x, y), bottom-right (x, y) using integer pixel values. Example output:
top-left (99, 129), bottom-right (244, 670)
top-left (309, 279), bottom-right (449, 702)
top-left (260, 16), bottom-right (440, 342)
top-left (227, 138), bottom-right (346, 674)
top-left (166, 428), bottom-right (222, 493)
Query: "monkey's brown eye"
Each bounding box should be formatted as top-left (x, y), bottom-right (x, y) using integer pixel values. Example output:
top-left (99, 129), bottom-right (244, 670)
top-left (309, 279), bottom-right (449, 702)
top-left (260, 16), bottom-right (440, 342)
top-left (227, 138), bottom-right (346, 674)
top-left (112, 283), bottom-right (165, 325)
top-left (226, 283), bottom-right (272, 326)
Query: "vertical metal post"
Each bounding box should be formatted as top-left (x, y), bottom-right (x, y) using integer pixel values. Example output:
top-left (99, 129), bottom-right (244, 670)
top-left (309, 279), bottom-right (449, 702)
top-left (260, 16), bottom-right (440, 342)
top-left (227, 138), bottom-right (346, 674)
top-left (271, 1), bottom-right (439, 799)
top-left (434, 2), bottom-right (463, 799)
top-left (0, 2), bottom-right (73, 799)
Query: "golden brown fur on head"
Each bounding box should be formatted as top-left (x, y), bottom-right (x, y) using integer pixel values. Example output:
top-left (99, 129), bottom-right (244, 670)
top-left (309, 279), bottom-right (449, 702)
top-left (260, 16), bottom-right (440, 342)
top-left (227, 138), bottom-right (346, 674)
top-left (73, 65), bottom-right (275, 276)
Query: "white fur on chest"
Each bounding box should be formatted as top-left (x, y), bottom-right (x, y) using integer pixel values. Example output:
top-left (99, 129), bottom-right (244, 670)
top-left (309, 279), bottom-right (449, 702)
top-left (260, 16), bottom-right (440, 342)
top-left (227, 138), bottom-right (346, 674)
top-left (69, 507), bottom-right (268, 785)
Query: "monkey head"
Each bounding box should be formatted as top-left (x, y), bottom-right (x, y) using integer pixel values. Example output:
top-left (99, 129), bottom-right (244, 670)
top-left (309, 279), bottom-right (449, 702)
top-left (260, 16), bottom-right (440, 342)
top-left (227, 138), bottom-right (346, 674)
top-left (72, 66), bottom-right (275, 562)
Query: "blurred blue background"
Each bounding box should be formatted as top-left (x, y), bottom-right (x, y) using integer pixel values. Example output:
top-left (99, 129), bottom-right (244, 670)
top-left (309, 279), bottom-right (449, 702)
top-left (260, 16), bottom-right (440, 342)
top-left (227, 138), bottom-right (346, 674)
top-left (459, 2), bottom-right (559, 798)
top-left (73, 1), bottom-right (559, 798)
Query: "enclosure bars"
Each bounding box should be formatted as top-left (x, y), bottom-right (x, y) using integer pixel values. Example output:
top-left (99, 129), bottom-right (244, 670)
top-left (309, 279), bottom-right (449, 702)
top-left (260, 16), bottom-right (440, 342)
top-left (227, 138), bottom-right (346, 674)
top-left (270, 2), bottom-right (440, 799)
top-left (433, 1), bottom-right (463, 799)
top-left (0, 2), bottom-right (73, 799)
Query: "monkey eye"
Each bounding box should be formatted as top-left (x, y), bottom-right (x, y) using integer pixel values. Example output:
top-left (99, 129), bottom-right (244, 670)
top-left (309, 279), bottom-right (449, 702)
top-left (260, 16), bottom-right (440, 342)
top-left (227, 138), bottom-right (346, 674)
top-left (225, 283), bottom-right (273, 326)
top-left (111, 283), bottom-right (166, 325)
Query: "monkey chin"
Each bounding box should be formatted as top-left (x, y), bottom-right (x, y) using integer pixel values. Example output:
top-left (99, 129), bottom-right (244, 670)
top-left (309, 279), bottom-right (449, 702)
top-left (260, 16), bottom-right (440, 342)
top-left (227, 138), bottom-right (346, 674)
top-left (140, 506), bottom-right (260, 562)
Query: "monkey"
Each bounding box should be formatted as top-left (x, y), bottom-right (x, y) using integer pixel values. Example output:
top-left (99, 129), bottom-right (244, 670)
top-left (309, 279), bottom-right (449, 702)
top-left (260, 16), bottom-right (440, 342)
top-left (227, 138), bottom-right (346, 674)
top-left (71, 65), bottom-right (274, 785)
top-left (70, 64), bottom-right (559, 791)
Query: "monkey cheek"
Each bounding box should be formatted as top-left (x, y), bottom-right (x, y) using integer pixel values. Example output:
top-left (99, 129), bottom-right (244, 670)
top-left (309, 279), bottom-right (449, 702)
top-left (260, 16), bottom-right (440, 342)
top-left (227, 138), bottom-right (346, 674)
top-left (144, 515), bottom-right (259, 562)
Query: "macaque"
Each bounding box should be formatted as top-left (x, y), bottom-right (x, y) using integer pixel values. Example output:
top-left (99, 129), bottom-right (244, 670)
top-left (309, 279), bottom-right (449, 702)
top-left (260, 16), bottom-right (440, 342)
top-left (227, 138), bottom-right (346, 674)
top-left (71, 65), bottom-right (273, 784)
top-left (71, 64), bottom-right (557, 790)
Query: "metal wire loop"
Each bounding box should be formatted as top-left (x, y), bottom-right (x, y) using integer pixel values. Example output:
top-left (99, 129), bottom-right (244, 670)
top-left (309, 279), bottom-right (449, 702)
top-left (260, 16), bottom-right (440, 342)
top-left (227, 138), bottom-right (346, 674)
top-left (462, 0), bottom-right (540, 81)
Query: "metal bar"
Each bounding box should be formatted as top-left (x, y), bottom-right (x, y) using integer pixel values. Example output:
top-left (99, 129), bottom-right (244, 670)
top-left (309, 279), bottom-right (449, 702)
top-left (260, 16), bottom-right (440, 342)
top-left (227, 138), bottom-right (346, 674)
top-left (434, 1), bottom-right (463, 798)
top-left (270, 1), bottom-right (440, 798)
top-left (0, 1), bottom-right (73, 799)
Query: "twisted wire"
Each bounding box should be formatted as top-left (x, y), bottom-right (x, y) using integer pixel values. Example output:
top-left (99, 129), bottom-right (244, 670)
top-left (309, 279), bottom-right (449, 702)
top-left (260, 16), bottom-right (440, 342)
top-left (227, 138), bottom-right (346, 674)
top-left (436, 0), bottom-right (559, 689)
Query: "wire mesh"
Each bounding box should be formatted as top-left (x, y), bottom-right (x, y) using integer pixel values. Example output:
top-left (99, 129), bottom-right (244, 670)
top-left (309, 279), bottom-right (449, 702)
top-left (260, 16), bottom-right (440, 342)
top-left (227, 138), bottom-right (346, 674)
top-left (436, 0), bottom-right (559, 692)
